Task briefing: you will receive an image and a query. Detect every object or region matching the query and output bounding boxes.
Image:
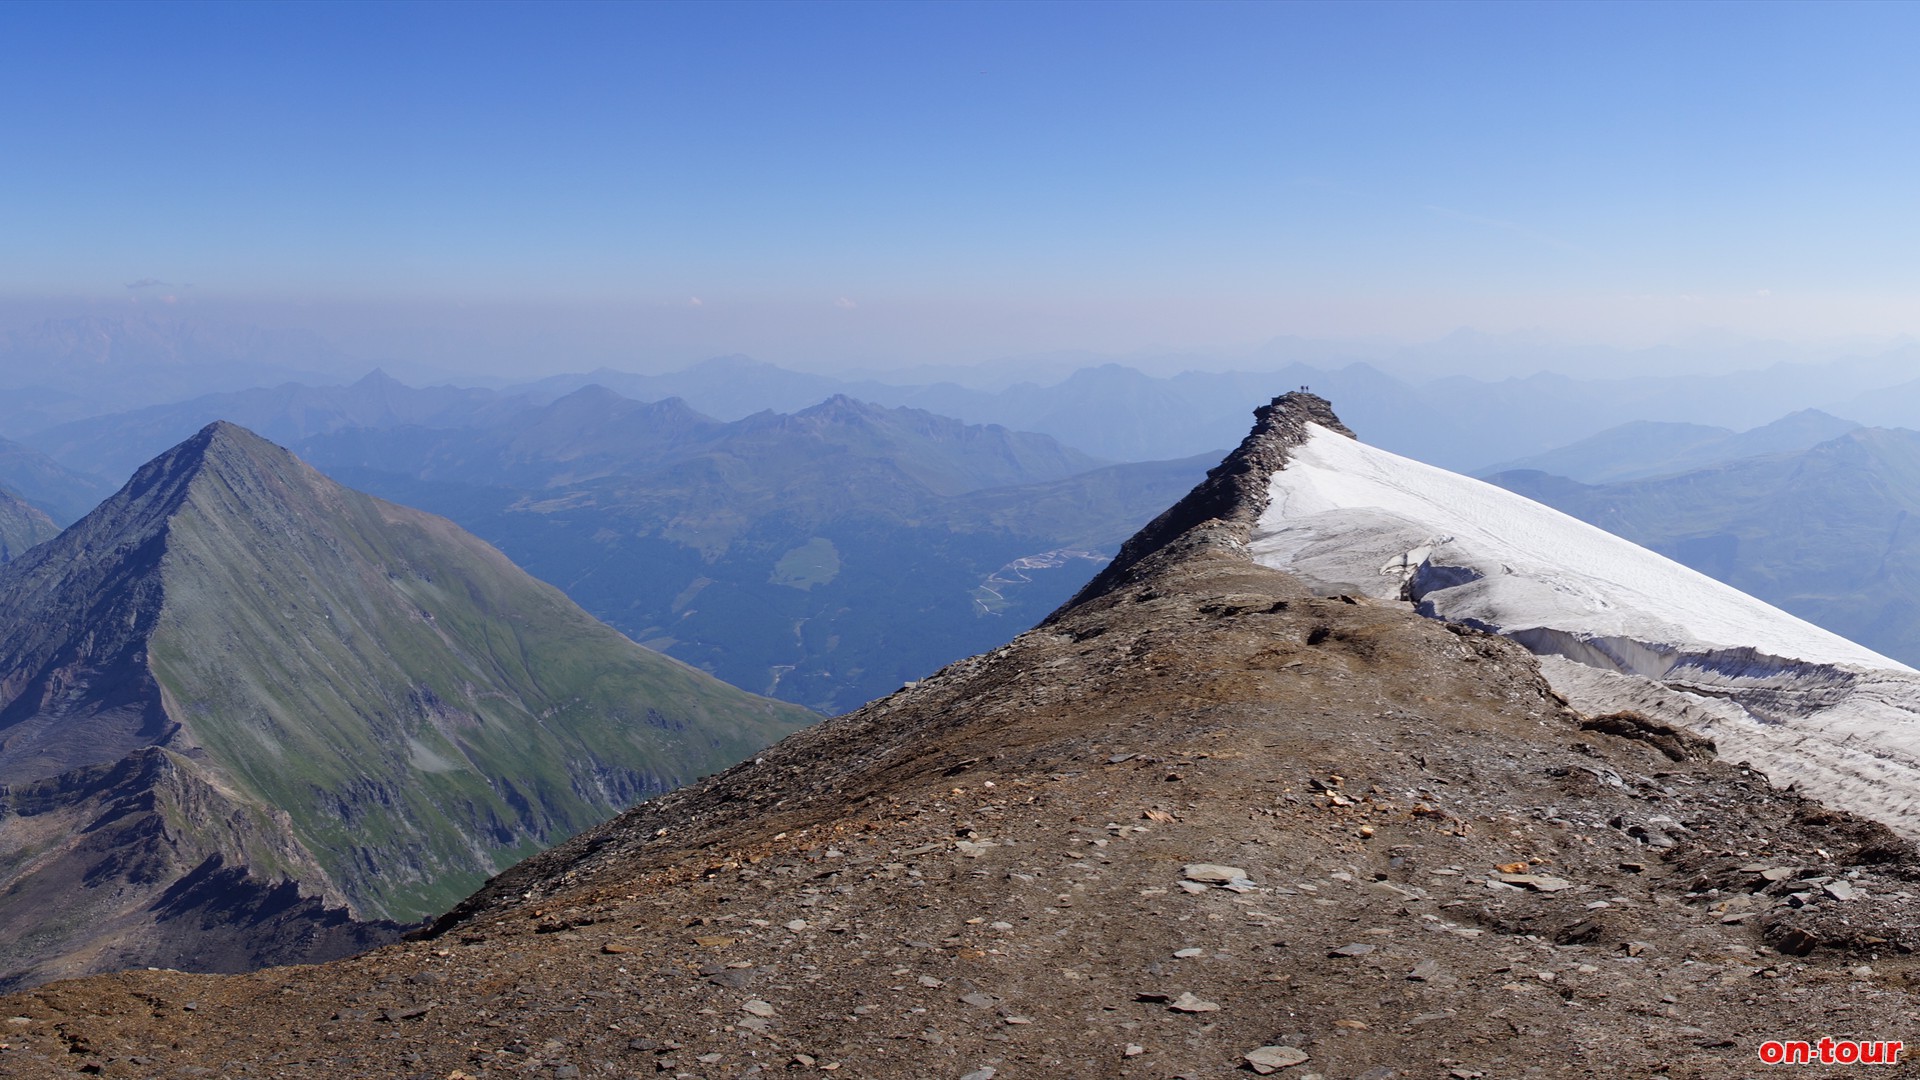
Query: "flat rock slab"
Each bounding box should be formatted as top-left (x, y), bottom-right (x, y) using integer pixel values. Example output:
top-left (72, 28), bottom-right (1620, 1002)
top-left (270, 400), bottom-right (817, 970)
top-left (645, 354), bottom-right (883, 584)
top-left (1181, 863), bottom-right (1249, 883)
top-left (1495, 873), bottom-right (1574, 892)
top-left (1247, 1045), bottom-right (1310, 1073)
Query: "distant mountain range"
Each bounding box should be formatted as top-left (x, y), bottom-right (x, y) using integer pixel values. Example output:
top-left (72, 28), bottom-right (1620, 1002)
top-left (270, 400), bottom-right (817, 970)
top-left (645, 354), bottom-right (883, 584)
top-left (27, 369), bottom-right (509, 482)
top-left (16, 375), bottom-right (1206, 713)
top-left (507, 347), bottom-right (1920, 470)
top-left (0, 423), bottom-right (812, 990)
top-left (0, 315), bottom-right (361, 434)
top-left (0, 435), bottom-right (114, 525)
top-left (1480, 409), bottom-right (1862, 483)
top-left (299, 390), bottom-right (1205, 712)
top-left (17, 329), bottom-right (1920, 478)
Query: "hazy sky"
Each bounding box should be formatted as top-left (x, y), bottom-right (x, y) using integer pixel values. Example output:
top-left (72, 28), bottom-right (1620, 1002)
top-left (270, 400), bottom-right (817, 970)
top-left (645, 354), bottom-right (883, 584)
top-left (6, 1), bottom-right (1919, 373)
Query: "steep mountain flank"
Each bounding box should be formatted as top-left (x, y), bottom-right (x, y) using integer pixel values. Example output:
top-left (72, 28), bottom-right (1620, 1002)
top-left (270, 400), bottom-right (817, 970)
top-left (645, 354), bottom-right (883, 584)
top-left (0, 747), bottom-right (402, 990)
top-left (0, 488), bottom-right (57, 562)
top-left (0, 422), bottom-right (813, 990)
top-left (8, 395), bottom-right (1920, 1078)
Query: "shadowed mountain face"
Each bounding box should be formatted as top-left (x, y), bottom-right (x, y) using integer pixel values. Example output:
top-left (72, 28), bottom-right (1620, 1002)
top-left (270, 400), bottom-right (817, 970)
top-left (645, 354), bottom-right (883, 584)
top-left (7, 395), bottom-right (1920, 1078)
top-left (1487, 426), bottom-right (1920, 669)
top-left (0, 422), bottom-right (814, 990)
top-left (0, 489), bottom-right (56, 562)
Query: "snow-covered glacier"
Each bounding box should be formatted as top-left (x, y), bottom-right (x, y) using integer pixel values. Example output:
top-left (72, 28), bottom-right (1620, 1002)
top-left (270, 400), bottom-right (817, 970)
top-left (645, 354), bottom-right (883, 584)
top-left (1249, 421), bottom-right (1920, 836)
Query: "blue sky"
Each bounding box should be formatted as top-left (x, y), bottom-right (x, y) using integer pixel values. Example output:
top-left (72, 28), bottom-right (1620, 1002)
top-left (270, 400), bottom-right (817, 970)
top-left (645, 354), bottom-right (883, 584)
top-left (4, 0), bottom-right (1918, 370)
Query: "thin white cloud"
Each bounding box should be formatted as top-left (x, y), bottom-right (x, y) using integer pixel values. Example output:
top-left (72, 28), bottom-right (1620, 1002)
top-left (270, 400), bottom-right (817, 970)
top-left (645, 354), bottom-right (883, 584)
top-left (834, 296), bottom-right (857, 310)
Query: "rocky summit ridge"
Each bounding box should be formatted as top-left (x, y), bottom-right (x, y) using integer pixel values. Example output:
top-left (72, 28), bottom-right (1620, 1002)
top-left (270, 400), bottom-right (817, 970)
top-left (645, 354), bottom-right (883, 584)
top-left (5, 396), bottom-right (1920, 1078)
top-left (0, 422), bottom-right (813, 992)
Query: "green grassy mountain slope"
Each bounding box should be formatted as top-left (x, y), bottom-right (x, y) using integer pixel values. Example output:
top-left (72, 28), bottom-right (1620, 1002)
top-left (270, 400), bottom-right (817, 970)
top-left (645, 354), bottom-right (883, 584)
top-left (0, 422), bottom-right (814, 987)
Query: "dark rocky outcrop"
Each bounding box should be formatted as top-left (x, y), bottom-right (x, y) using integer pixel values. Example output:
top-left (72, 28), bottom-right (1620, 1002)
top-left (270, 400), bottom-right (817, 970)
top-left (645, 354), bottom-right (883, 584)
top-left (1053, 390), bottom-right (1350, 615)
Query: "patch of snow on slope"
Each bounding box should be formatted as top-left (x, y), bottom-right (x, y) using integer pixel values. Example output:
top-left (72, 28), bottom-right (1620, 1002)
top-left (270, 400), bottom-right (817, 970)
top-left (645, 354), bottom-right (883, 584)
top-left (1253, 423), bottom-right (1899, 669)
top-left (1249, 423), bottom-right (1920, 836)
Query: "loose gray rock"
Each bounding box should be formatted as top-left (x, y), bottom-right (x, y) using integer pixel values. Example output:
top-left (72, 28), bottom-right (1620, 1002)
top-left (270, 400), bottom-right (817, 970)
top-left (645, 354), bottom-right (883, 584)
top-left (1182, 863), bottom-right (1249, 884)
top-left (1246, 1045), bottom-right (1310, 1073)
top-left (1495, 873), bottom-right (1574, 892)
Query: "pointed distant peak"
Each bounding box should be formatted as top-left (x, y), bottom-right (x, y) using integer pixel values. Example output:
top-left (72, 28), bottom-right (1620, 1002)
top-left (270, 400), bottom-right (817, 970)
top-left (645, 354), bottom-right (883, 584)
top-left (192, 419), bottom-right (274, 448)
top-left (553, 383), bottom-right (627, 404)
top-left (640, 395), bottom-right (715, 422)
top-left (1766, 407), bottom-right (1855, 427)
top-left (352, 368), bottom-right (404, 389)
top-left (151, 421), bottom-right (303, 487)
top-left (537, 388), bottom-right (717, 431)
top-left (1048, 391), bottom-right (1354, 619)
top-left (30, 422), bottom-right (313, 563)
top-left (794, 394), bottom-right (886, 424)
